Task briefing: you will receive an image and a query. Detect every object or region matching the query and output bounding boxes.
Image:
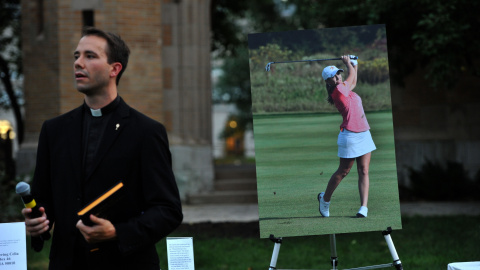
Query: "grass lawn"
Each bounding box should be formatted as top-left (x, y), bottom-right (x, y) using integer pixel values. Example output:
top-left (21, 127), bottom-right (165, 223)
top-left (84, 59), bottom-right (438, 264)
top-left (253, 111), bottom-right (401, 238)
top-left (163, 216), bottom-right (480, 270)
top-left (27, 216), bottom-right (480, 270)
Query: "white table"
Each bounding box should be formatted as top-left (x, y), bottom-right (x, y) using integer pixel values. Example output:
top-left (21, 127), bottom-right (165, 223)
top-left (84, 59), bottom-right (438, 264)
top-left (448, 262), bottom-right (480, 270)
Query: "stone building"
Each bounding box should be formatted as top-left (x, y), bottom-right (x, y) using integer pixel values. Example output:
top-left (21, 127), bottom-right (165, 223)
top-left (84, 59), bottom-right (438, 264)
top-left (18, 0), bottom-right (214, 200)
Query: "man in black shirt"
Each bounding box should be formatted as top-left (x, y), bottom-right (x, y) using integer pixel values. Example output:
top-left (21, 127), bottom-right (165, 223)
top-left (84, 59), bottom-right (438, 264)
top-left (22, 27), bottom-right (183, 270)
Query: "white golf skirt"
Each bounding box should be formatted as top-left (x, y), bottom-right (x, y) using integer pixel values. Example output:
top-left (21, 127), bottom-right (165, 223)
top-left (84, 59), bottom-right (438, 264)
top-left (337, 129), bottom-right (376, 158)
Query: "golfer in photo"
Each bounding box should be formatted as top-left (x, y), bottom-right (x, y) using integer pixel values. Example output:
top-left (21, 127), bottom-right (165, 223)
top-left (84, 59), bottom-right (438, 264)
top-left (318, 55), bottom-right (376, 218)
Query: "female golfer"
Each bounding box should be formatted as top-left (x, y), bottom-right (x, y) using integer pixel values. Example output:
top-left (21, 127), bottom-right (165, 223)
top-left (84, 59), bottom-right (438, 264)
top-left (318, 55), bottom-right (376, 218)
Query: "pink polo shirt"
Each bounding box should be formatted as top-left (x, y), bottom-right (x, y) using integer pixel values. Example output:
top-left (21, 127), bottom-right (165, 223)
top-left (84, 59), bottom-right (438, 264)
top-left (331, 81), bottom-right (370, 132)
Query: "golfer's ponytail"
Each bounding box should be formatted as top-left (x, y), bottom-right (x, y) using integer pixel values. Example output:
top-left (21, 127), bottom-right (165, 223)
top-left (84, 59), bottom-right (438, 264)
top-left (326, 83), bottom-right (335, 105)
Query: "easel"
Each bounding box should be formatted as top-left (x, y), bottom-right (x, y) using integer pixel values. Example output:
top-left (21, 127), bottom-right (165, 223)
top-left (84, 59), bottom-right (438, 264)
top-left (268, 227), bottom-right (403, 270)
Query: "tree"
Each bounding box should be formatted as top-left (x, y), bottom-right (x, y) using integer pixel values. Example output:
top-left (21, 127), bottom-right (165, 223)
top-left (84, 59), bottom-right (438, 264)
top-left (211, 0), bottom-right (293, 134)
top-left (0, 0), bottom-right (23, 144)
top-left (211, 0), bottom-right (480, 124)
top-left (287, 0), bottom-right (480, 88)
top-left (211, 0), bottom-right (289, 57)
top-left (214, 46), bottom-right (252, 135)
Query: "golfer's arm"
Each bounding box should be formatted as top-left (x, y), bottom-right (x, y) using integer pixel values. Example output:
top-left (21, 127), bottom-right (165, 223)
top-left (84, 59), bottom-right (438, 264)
top-left (345, 62), bottom-right (357, 90)
top-left (352, 64), bottom-right (358, 88)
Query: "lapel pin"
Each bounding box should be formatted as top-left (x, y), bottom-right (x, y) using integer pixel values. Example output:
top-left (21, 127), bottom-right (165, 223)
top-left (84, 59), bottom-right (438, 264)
top-left (116, 124), bottom-right (120, 130)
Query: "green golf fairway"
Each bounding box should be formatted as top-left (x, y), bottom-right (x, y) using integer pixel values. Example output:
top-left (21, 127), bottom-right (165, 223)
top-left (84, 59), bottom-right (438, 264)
top-left (253, 111), bottom-right (402, 238)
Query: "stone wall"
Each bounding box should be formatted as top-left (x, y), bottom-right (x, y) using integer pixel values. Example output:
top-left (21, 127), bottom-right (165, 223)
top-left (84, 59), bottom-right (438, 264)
top-left (161, 0), bottom-right (214, 199)
top-left (21, 0), bottom-right (164, 140)
top-left (19, 0), bottom-right (215, 201)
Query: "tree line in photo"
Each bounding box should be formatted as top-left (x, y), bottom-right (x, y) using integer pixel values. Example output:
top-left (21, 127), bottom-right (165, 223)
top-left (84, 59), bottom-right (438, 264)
top-left (249, 39), bottom-right (391, 114)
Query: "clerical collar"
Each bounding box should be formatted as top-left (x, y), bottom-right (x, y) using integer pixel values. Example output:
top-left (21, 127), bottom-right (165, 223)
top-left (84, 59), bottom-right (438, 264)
top-left (90, 108), bottom-right (102, 117)
top-left (85, 96), bottom-right (120, 117)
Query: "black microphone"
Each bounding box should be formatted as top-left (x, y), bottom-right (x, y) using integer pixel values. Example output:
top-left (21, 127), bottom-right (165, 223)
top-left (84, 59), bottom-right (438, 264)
top-left (16, 181), bottom-right (51, 242)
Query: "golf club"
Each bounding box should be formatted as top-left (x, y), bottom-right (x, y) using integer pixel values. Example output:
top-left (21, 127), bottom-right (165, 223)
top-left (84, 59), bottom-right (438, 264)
top-left (265, 55), bottom-right (358, 72)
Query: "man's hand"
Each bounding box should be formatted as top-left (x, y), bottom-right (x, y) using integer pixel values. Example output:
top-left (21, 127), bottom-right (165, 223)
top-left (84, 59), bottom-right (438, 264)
top-left (22, 207), bottom-right (50, 237)
top-left (76, 215), bottom-right (117, 244)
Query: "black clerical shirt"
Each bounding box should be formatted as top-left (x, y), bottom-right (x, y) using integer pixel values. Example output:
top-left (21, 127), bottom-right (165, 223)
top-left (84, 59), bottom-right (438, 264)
top-left (82, 96), bottom-right (120, 178)
top-left (74, 96), bottom-right (121, 268)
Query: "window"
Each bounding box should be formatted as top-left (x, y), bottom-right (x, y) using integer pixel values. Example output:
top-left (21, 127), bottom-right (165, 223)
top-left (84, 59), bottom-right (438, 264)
top-left (82, 10), bottom-right (94, 27)
top-left (37, 0), bottom-right (44, 35)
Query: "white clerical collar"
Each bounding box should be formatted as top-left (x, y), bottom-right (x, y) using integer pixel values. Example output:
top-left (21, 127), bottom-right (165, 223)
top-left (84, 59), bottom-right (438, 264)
top-left (90, 108), bottom-right (102, 117)
top-left (86, 96), bottom-right (120, 117)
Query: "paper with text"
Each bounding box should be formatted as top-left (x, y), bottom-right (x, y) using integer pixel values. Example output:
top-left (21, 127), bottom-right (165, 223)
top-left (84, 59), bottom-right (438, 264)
top-left (167, 237), bottom-right (194, 270)
top-left (0, 222), bottom-right (27, 270)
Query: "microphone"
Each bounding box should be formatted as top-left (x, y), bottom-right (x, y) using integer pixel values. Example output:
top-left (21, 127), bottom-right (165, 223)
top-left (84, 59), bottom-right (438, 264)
top-left (16, 181), bottom-right (51, 242)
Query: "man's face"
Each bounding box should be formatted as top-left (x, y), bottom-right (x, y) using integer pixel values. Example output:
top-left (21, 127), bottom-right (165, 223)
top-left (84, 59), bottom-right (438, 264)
top-left (73, 35), bottom-right (112, 95)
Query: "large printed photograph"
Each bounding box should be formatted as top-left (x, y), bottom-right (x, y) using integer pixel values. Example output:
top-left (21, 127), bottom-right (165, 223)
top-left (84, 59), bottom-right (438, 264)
top-left (248, 25), bottom-right (402, 238)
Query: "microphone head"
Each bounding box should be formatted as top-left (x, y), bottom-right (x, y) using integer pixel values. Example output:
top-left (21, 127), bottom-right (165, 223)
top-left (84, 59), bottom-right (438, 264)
top-left (16, 182), bottom-right (31, 196)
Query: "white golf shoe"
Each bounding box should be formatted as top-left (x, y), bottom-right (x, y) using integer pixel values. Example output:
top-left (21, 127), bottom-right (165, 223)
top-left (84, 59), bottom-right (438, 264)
top-left (318, 192), bottom-right (330, 217)
top-left (356, 206), bottom-right (368, 218)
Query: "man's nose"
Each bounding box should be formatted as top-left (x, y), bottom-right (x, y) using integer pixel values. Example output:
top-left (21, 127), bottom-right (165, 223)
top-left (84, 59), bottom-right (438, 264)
top-left (74, 56), bottom-right (83, 68)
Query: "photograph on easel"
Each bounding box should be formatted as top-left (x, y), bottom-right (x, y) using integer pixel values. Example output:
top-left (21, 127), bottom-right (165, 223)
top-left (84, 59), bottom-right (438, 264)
top-left (248, 24), bottom-right (402, 238)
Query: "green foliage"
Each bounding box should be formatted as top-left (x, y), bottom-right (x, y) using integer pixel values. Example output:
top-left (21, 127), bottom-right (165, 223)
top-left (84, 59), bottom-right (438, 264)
top-left (249, 44), bottom-right (392, 114)
top-left (408, 160), bottom-right (480, 201)
top-left (287, 0), bottom-right (480, 88)
top-left (249, 44), bottom-right (294, 71)
top-left (215, 47), bottom-right (253, 133)
top-left (216, 47), bottom-right (251, 107)
top-left (211, 0), bottom-right (288, 57)
top-left (0, 0), bottom-right (24, 144)
top-left (0, 0), bottom-right (22, 75)
top-left (0, 174), bottom-right (23, 222)
top-left (411, 1), bottom-right (475, 87)
top-left (248, 26), bottom-right (386, 59)
top-left (358, 58), bottom-right (390, 84)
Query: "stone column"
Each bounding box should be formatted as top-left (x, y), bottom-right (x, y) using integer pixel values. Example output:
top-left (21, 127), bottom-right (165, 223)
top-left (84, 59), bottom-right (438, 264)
top-left (161, 0), bottom-right (214, 200)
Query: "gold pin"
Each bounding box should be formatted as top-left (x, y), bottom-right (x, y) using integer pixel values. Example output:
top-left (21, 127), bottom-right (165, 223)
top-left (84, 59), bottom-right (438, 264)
top-left (116, 124), bottom-right (120, 130)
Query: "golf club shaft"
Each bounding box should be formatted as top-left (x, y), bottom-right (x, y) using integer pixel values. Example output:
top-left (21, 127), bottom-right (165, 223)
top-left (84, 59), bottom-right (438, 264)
top-left (265, 56), bottom-right (357, 71)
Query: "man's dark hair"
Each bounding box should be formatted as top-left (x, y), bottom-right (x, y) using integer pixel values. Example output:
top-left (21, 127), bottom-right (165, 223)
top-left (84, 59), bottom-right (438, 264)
top-left (82, 27), bottom-right (130, 85)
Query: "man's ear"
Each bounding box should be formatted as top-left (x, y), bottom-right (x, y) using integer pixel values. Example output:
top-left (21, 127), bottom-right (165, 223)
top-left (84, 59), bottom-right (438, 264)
top-left (110, 63), bottom-right (123, 78)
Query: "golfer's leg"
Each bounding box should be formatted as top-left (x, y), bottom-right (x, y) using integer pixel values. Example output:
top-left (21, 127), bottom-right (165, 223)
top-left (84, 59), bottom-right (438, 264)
top-left (324, 158), bottom-right (355, 202)
top-left (356, 152), bottom-right (371, 207)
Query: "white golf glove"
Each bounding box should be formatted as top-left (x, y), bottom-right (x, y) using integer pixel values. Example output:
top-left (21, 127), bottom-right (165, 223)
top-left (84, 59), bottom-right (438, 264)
top-left (349, 55), bottom-right (358, 66)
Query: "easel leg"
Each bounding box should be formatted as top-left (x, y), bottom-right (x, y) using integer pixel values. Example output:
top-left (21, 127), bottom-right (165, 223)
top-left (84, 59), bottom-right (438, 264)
top-left (269, 234), bottom-right (282, 270)
top-left (382, 227), bottom-right (403, 270)
top-left (330, 234), bottom-right (339, 270)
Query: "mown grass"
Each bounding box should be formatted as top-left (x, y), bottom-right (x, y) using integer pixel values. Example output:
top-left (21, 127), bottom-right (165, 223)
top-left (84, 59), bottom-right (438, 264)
top-left (165, 216), bottom-right (480, 270)
top-left (253, 111), bottom-right (400, 238)
top-left (27, 216), bottom-right (480, 269)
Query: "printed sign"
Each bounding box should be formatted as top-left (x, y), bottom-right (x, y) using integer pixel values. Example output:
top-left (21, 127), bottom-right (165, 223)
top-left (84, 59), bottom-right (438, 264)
top-left (167, 237), bottom-right (195, 270)
top-left (0, 222), bottom-right (27, 270)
